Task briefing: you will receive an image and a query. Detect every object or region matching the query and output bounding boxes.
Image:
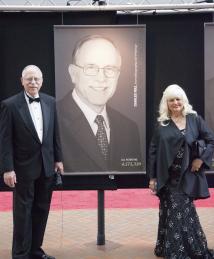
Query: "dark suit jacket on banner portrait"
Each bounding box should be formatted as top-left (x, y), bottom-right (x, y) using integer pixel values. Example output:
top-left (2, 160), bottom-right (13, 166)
top-left (57, 91), bottom-right (142, 172)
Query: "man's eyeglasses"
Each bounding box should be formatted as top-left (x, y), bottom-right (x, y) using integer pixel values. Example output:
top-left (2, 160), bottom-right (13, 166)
top-left (24, 77), bottom-right (42, 83)
top-left (74, 64), bottom-right (120, 78)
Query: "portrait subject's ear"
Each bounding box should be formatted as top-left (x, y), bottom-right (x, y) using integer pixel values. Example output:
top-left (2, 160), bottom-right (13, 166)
top-left (68, 64), bottom-right (77, 84)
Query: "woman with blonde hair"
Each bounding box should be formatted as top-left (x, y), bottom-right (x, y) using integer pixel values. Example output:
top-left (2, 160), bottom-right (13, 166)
top-left (148, 84), bottom-right (214, 258)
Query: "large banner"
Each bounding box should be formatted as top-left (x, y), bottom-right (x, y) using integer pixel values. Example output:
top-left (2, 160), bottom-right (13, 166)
top-left (205, 23), bottom-right (214, 169)
top-left (54, 25), bottom-right (146, 174)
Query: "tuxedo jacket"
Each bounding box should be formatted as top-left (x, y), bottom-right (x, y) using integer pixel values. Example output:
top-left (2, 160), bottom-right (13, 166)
top-left (0, 91), bottom-right (62, 181)
top-left (147, 114), bottom-right (214, 199)
top-left (57, 91), bottom-right (142, 172)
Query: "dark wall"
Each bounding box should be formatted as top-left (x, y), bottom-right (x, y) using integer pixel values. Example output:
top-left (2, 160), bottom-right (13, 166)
top-left (0, 11), bottom-right (213, 190)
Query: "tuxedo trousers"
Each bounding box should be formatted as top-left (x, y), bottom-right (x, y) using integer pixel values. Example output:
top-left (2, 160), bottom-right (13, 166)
top-left (12, 171), bottom-right (54, 259)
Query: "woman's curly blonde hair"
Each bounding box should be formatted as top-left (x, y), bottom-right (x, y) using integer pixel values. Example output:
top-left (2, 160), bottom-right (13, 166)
top-left (158, 84), bottom-right (197, 126)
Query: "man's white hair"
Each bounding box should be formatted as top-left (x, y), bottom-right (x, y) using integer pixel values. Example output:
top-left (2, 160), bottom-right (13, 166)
top-left (22, 65), bottom-right (43, 78)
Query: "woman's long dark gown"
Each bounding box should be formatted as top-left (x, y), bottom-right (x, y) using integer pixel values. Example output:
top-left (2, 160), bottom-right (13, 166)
top-left (154, 129), bottom-right (214, 259)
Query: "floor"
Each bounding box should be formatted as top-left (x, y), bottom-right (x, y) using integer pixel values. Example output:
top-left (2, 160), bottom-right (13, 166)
top-left (1, 207), bottom-right (214, 259)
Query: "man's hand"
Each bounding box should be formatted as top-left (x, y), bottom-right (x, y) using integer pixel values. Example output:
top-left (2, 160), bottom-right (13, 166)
top-left (3, 171), bottom-right (17, 188)
top-left (54, 162), bottom-right (64, 174)
top-left (191, 158), bottom-right (203, 172)
top-left (149, 178), bottom-right (157, 193)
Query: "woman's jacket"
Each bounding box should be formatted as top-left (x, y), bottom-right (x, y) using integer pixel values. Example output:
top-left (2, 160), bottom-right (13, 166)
top-left (147, 114), bottom-right (214, 199)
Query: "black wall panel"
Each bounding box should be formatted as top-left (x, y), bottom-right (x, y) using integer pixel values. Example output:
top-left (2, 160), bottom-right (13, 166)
top-left (0, 12), bottom-right (213, 190)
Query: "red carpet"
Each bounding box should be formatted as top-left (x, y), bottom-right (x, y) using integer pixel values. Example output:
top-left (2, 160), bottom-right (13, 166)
top-left (0, 189), bottom-right (213, 212)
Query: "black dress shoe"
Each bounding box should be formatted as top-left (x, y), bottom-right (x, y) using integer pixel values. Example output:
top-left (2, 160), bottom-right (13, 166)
top-left (41, 254), bottom-right (56, 259)
top-left (31, 253), bottom-right (56, 259)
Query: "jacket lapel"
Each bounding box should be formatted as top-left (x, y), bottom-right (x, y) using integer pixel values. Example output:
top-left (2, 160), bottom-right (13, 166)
top-left (64, 98), bottom-right (108, 170)
top-left (107, 108), bottom-right (117, 165)
top-left (17, 92), bottom-right (41, 143)
top-left (40, 96), bottom-right (50, 141)
top-left (184, 114), bottom-right (198, 146)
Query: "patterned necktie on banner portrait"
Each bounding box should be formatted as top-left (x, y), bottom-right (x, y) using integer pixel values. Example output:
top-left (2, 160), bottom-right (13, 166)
top-left (95, 115), bottom-right (109, 161)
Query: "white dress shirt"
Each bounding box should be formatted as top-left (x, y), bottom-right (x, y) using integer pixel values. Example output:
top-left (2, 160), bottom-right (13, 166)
top-left (24, 92), bottom-right (43, 143)
top-left (72, 89), bottom-right (110, 143)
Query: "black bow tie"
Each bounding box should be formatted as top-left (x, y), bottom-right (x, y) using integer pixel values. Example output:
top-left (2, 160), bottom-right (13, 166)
top-left (27, 96), bottom-right (40, 104)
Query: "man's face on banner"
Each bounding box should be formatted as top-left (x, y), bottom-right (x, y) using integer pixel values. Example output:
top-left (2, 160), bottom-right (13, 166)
top-left (69, 38), bottom-right (121, 113)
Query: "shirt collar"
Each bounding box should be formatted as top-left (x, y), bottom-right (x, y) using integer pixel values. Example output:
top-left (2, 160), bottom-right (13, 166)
top-left (24, 91), bottom-right (40, 104)
top-left (72, 89), bottom-right (110, 129)
top-left (24, 91), bottom-right (39, 99)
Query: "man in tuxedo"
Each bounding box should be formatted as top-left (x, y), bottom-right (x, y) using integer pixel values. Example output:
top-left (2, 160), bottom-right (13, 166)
top-left (0, 65), bottom-right (64, 259)
top-left (57, 35), bottom-right (142, 172)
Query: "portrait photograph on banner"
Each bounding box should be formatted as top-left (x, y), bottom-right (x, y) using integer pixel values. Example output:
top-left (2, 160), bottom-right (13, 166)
top-left (205, 22), bottom-right (214, 169)
top-left (54, 25), bottom-right (146, 174)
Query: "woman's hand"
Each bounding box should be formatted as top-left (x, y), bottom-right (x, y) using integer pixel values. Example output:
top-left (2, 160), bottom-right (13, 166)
top-left (191, 158), bottom-right (203, 172)
top-left (149, 178), bottom-right (157, 193)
